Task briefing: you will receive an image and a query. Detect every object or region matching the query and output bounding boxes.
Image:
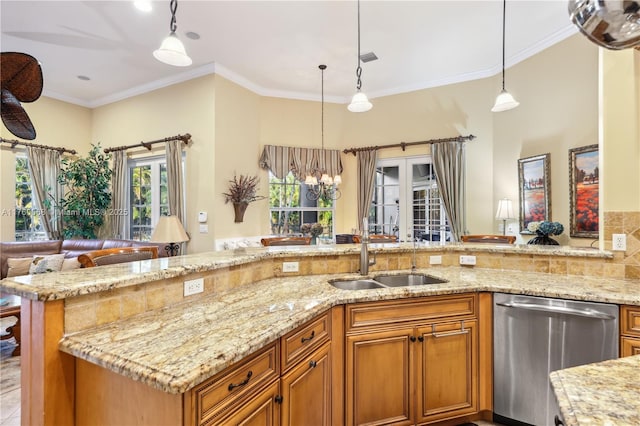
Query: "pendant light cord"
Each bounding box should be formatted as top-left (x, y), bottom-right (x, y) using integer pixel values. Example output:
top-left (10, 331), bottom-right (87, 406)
top-left (170, 0), bottom-right (178, 34)
top-left (321, 65), bottom-right (325, 151)
top-left (500, 0), bottom-right (506, 91)
top-left (356, 0), bottom-right (363, 90)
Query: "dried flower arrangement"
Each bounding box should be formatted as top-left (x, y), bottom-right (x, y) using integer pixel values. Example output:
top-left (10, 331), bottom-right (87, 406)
top-left (222, 174), bottom-right (266, 204)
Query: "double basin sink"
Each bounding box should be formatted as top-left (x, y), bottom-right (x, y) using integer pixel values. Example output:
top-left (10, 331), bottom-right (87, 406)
top-left (329, 273), bottom-right (447, 290)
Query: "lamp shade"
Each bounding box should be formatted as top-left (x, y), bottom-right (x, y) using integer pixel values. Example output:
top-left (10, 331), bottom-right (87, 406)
top-left (151, 215), bottom-right (189, 243)
top-left (491, 89), bottom-right (520, 112)
top-left (495, 199), bottom-right (515, 220)
top-left (348, 91), bottom-right (373, 112)
top-left (153, 33), bottom-right (192, 67)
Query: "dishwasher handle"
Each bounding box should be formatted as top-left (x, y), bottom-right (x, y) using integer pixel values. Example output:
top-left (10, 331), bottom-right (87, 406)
top-left (495, 301), bottom-right (615, 320)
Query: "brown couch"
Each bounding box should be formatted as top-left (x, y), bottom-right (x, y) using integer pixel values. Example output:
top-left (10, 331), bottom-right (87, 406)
top-left (0, 239), bottom-right (169, 279)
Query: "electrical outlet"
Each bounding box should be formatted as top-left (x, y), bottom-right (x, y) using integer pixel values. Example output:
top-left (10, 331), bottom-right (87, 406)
top-left (612, 234), bottom-right (627, 251)
top-left (429, 255), bottom-right (442, 265)
top-left (459, 255), bottom-right (476, 266)
top-left (282, 261), bottom-right (299, 272)
top-left (184, 278), bottom-right (204, 296)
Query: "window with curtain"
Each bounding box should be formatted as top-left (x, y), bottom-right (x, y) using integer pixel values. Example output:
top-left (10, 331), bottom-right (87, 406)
top-left (268, 172), bottom-right (335, 237)
top-left (128, 157), bottom-right (168, 241)
top-left (14, 156), bottom-right (47, 241)
top-left (370, 156), bottom-right (450, 242)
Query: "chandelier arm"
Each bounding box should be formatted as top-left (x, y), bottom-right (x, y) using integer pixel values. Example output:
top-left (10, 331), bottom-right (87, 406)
top-left (356, 0), bottom-right (363, 90)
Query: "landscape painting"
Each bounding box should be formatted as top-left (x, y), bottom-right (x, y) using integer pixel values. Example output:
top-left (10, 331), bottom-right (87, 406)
top-left (569, 145), bottom-right (599, 238)
top-left (518, 153), bottom-right (551, 234)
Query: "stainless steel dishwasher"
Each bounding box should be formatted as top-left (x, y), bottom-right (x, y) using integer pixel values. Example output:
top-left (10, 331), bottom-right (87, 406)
top-left (493, 293), bottom-right (618, 426)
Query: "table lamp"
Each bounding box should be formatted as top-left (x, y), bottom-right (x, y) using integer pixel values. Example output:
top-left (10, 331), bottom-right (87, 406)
top-left (151, 215), bottom-right (189, 256)
top-left (495, 198), bottom-right (515, 235)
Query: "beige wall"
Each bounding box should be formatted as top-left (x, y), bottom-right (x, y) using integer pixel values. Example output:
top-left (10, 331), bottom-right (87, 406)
top-left (91, 75), bottom-right (216, 253)
top-left (601, 48), bottom-right (640, 212)
top-left (0, 97), bottom-right (91, 241)
top-left (2, 35), bottom-right (637, 254)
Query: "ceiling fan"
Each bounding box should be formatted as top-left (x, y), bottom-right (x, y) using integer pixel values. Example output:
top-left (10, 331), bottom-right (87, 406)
top-left (1, 52), bottom-right (43, 140)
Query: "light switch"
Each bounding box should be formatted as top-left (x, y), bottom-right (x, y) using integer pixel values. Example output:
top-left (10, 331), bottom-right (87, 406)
top-left (199, 224), bottom-right (208, 233)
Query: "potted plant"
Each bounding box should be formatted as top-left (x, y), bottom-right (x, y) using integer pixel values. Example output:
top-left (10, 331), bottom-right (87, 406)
top-left (223, 174), bottom-right (266, 222)
top-left (55, 143), bottom-right (112, 239)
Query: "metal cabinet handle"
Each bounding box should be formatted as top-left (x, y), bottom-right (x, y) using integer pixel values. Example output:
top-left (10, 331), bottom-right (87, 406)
top-left (409, 336), bottom-right (417, 342)
top-left (432, 321), bottom-right (468, 338)
top-left (309, 360), bottom-right (317, 368)
top-left (301, 330), bottom-right (315, 343)
top-left (275, 395), bottom-right (283, 404)
top-left (228, 370), bottom-right (253, 391)
top-left (417, 335), bottom-right (424, 342)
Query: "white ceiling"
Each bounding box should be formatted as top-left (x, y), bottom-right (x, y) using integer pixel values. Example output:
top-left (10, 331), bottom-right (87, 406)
top-left (1, 1), bottom-right (578, 108)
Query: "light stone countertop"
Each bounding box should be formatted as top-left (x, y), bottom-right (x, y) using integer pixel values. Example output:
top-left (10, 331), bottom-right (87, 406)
top-left (58, 266), bottom-right (640, 394)
top-left (0, 243), bottom-right (614, 301)
top-left (550, 355), bottom-right (640, 426)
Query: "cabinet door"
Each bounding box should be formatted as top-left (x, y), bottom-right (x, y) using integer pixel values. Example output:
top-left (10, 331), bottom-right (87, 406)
top-left (346, 328), bottom-right (414, 426)
top-left (212, 380), bottom-right (280, 426)
top-left (621, 337), bottom-right (640, 357)
top-left (416, 320), bottom-right (478, 424)
top-left (281, 342), bottom-right (331, 426)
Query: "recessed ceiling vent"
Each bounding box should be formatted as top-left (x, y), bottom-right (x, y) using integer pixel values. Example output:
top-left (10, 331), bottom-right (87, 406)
top-left (360, 52), bottom-right (378, 63)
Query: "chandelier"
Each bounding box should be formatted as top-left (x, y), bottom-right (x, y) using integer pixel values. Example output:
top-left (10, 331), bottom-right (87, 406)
top-left (305, 64), bottom-right (342, 201)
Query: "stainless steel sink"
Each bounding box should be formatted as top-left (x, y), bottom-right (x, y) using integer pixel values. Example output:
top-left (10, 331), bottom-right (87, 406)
top-left (329, 279), bottom-right (386, 290)
top-left (373, 273), bottom-right (448, 287)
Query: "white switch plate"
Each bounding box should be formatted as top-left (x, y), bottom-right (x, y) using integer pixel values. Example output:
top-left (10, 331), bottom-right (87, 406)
top-left (199, 224), bottom-right (208, 233)
top-left (282, 261), bottom-right (299, 272)
top-left (429, 255), bottom-right (442, 265)
top-left (184, 278), bottom-right (204, 296)
top-left (459, 255), bottom-right (476, 266)
top-left (612, 234), bottom-right (626, 251)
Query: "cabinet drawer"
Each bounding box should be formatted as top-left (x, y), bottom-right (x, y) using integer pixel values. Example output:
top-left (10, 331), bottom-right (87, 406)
top-left (281, 310), bottom-right (331, 372)
top-left (346, 294), bottom-right (477, 333)
top-left (621, 305), bottom-right (640, 337)
top-left (191, 343), bottom-right (279, 425)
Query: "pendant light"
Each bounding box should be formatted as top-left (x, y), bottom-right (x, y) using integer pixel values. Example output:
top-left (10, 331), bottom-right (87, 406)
top-left (491, 0), bottom-right (519, 112)
top-left (348, 0), bottom-right (372, 113)
top-left (305, 65), bottom-right (342, 201)
top-left (153, 0), bottom-right (192, 67)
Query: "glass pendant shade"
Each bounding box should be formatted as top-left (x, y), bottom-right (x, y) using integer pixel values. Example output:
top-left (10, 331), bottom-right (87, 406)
top-left (491, 89), bottom-right (519, 112)
top-left (333, 175), bottom-right (342, 185)
top-left (320, 173), bottom-right (332, 185)
top-left (153, 32), bottom-right (192, 67)
top-left (305, 175), bottom-right (318, 186)
top-left (348, 91), bottom-right (373, 112)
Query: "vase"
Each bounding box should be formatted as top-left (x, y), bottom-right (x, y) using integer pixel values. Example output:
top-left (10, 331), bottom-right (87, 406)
top-left (311, 236), bottom-right (317, 245)
top-left (527, 233), bottom-right (559, 245)
top-left (233, 202), bottom-right (248, 223)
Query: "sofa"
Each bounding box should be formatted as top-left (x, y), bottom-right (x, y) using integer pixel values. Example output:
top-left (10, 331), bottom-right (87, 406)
top-left (0, 239), bottom-right (168, 279)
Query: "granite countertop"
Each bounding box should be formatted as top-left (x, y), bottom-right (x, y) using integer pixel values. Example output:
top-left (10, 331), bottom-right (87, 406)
top-left (0, 243), bottom-right (614, 301)
top-left (550, 355), bottom-right (640, 426)
top-left (58, 266), bottom-right (640, 394)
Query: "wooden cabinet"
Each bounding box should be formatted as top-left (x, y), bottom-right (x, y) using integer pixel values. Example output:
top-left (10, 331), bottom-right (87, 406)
top-left (345, 294), bottom-right (481, 426)
top-left (621, 305), bottom-right (640, 357)
top-left (213, 380), bottom-right (281, 426)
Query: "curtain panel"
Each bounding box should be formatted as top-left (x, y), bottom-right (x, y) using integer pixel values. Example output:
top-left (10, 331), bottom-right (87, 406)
top-left (356, 150), bottom-right (377, 232)
top-left (259, 145), bottom-right (343, 181)
top-left (432, 141), bottom-right (466, 242)
top-left (110, 150), bottom-right (128, 238)
top-left (26, 147), bottom-right (62, 239)
top-left (165, 140), bottom-right (185, 226)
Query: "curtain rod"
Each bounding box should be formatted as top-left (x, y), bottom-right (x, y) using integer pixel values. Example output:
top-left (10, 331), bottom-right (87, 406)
top-left (103, 133), bottom-right (192, 154)
top-left (342, 134), bottom-right (476, 156)
top-left (0, 137), bottom-right (77, 155)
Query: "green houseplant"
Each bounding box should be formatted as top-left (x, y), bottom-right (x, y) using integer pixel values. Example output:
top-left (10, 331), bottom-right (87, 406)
top-left (56, 143), bottom-right (112, 238)
top-left (223, 174), bottom-right (265, 223)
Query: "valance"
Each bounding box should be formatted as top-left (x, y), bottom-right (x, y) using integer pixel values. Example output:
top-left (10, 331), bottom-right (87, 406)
top-left (259, 145), bottom-right (343, 181)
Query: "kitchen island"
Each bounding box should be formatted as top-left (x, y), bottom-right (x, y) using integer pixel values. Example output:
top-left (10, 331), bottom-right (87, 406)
top-left (1, 243), bottom-right (638, 425)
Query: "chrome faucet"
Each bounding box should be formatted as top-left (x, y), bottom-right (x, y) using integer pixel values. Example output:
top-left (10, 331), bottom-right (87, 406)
top-left (359, 218), bottom-right (376, 275)
top-left (409, 233), bottom-right (417, 271)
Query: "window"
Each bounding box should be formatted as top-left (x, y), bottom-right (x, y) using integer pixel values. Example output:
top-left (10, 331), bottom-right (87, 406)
top-left (370, 156), bottom-right (449, 242)
top-left (128, 157), bottom-right (168, 241)
top-left (268, 172), bottom-right (335, 237)
top-left (14, 156), bottom-right (46, 241)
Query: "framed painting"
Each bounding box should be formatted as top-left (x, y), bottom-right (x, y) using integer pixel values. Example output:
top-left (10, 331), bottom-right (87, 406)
top-left (569, 144), bottom-right (599, 238)
top-left (518, 153), bottom-right (551, 234)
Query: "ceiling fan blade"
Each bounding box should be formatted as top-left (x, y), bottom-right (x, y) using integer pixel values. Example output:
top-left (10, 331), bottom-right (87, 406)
top-left (1, 88), bottom-right (36, 140)
top-left (0, 52), bottom-right (43, 102)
